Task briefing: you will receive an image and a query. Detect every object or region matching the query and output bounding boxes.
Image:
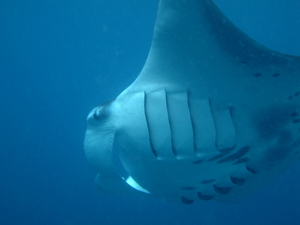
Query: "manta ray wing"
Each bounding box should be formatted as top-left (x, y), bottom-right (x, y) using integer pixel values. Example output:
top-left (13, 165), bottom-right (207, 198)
top-left (84, 0), bottom-right (300, 204)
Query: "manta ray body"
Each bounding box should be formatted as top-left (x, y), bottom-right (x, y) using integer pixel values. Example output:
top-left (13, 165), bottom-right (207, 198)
top-left (84, 0), bottom-right (300, 204)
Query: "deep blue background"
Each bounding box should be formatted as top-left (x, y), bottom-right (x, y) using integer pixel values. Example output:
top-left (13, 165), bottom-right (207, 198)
top-left (1, 0), bottom-right (300, 224)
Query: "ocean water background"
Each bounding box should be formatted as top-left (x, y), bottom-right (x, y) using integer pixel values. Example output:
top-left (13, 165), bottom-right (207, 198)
top-left (1, 0), bottom-right (300, 224)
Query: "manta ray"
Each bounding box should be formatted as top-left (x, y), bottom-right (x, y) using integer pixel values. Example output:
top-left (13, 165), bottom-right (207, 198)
top-left (84, 0), bottom-right (300, 204)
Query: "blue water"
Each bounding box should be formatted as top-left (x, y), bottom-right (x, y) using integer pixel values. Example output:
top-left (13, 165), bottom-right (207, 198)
top-left (1, 0), bottom-right (300, 224)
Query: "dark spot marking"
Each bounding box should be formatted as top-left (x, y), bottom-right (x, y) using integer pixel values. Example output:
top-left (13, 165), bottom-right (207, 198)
top-left (241, 60), bottom-right (247, 64)
top-left (293, 119), bottom-right (300, 124)
top-left (254, 72), bottom-right (262, 77)
top-left (246, 166), bottom-right (257, 174)
top-left (197, 192), bottom-right (214, 201)
top-left (272, 72), bottom-right (280, 77)
top-left (232, 157), bottom-right (249, 165)
top-left (217, 146), bottom-right (250, 164)
top-left (217, 146), bottom-right (235, 154)
top-left (291, 111), bottom-right (299, 117)
top-left (255, 105), bottom-right (294, 139)
top-left (192, 159), bottom-right (204, 164)
top-left (278, 130), bottom-right (293, 145)
top-left (264, 145), bottom-right (292, 163)
top-left (288, 96), bottom-right (294, 100)
top-left (214, 185), bottom-right (232, 194)
top-left (181, 196), bottom-right (194, 204)
top-left (295, 92), bottom-right (300, 97)
top-left (207, 153), bottom-right (227, 162)
top-left (181, 186), bottom-right (196, 191)
top-left (230, 176), bottom-right (246, 185)
top-left (201, 179), bottom-right (215, 184)
top-left (295, 151), bottom-right (299, 155)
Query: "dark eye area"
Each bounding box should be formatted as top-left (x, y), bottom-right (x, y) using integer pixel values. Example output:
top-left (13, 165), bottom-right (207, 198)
top-left (91, 98), bottom-right (115, 121)
top-left (93, 107), bottom-right (106, 120)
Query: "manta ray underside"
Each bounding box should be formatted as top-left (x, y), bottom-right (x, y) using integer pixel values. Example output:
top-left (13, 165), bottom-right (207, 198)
top-left (84, 0), bottom-right (300, 204)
